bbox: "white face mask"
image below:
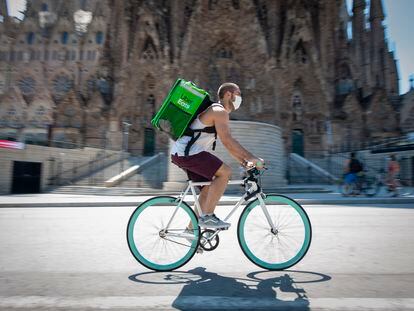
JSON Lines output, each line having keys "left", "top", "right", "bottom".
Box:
{"left": 232, "top": 95, "right": 242, "bottom": 110}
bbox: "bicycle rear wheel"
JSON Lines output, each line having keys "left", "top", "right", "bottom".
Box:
{"left": 340, "top": 182, "right": 355, "bottom": 196}
{"left": 238, "top": 194, "right": 312, "bottom": 270}
{"left": 362, "top": 177, "right": 381, "bottom": 197}
{"left": 127, "top": 196, "right": 199, "bottom": 271}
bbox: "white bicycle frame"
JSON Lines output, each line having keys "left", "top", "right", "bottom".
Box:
{"left": 165, "top": 178, "right": 277, "bottom": 235}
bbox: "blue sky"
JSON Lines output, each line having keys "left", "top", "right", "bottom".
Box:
{"left": 6, "top": 0, "right": 414, "bottom": 94}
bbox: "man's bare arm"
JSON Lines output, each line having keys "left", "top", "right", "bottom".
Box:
{"left": 213, "top": 109, "right": 255, "bottom": 164}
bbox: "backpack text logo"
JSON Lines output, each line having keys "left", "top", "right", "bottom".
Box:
{"left": 177, "top": 95, "right": 192, "bottom": 110}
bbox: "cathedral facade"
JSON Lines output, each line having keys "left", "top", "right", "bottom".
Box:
{"left": 0, "top": 0, "right": 402, "bottom": 156}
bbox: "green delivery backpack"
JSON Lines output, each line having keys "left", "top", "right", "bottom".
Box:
{"left": 151, "top": 79, "right": 218, "bottom": 156}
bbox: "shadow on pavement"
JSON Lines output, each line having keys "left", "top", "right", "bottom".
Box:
{"left": 129, "top": 268, "right": 331, "bottom": 310}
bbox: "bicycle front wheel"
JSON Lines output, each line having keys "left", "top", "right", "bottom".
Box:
{"left": 127, "top": 196, "right": 200, "bottom": 271}
{"left": 238, "top": 194, "right": 312, "bottom": 270}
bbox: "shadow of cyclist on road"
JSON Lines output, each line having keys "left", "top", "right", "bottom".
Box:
{"left": 171, "top": 267, "right": 315, "bottom": 311}
{"left": 129, "top": 267, "right": 331, "bottom": 310}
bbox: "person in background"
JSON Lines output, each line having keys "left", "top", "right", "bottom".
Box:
{"left": 343, "top": 152, "right": 364, "bottom": 195}
{"left": 387, "top": 154, "right": 400, "bottom": 197}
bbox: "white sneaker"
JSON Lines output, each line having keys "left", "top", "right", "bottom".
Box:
{"left": 198, "top": 214, "right": 230, "bottom": 229}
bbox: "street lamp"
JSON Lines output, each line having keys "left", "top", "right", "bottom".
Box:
{"left": 120, "top": 121, "right": 131, "bottom": 173}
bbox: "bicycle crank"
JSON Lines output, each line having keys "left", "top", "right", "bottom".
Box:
{"left": 199, "top": 229, "right": 220, "bottom": 251}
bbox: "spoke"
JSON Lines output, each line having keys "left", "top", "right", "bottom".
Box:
{"left": 278, "top": 232, "right": 302, "bottom": 250}
{"left": 277, "top": 209, "right": 299, "bottom": 231}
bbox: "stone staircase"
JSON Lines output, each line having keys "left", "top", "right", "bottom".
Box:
{"left": 50, "top": 154, "right": 169, "bottom": 195}
{"left": 288, "top": 153, "right": 339, "bottom": 184}
{"left": 73, "top": 157, "right": 145, "bottom": 187}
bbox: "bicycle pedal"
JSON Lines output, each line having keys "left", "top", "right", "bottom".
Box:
{"left": 216, "top": 227, "right": 229, "bottom": 231}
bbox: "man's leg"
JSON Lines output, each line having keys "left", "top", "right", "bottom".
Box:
{"left": 201, "top": 164, "right": 232, "bottom": 215}
{"left": 187, "top": 185, "right": 209, "bottom": 229}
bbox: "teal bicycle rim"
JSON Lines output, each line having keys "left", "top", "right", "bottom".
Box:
{"left": 127, "top": 196, "right": 199, "bottom": 271}
{"left": 238, "top": 194, "right": 312, "bottom": 270}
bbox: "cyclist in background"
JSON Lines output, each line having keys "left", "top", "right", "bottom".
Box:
{"left": 343, "top": 152, "right": 364, "bottom": 194}
{"left": 387, "top": 154, "right": 400, "bottom": 196}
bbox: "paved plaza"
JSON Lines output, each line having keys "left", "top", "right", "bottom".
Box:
{"left": 0, "top": 190, "right": 414, "bottom": 310}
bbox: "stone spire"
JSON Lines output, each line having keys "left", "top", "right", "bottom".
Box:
{"left": 0, "top": 0, "right": 8, "bottom": 19}
{"left": 24, "top": 0, "right": 38, "bottom": 19}
{"left": 352, "top": 0, "right": 365, "bottom": 40}
{"left": 369, "top": 0, "right": 385, "bottom": 22}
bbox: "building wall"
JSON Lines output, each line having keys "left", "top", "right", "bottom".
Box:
{"left": 0, "top": 0, "right": 403, "bottom": 157}
{"left": 0, "top": 144, "right": 119, "bottom": 194}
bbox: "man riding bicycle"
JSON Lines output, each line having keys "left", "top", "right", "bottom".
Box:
{"left": 171, "top": 82, "right": 264, "bottom": 229}
{"left": 343, "top": 152, "right": 364, "bottom": 194}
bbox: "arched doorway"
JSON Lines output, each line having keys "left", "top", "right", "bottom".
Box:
{"left": 292, "top": 129, "right": 304, "bottom": 156}
{"left": 143, "top": 127, "right": 155, "bottom": 156}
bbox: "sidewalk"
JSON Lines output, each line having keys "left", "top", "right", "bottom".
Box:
{"left": 0, "top": 185, "right": 413, "bottom": 207}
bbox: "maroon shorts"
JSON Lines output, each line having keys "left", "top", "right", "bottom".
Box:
{"left": 171, "top": 151, "right": 223, "bottom": 186}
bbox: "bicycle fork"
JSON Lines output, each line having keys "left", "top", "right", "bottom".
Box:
{"left": 257, "top": 193, "right": 278, "bottom": 234}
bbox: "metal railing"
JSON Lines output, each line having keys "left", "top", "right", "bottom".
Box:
{"left": 47, "top": 151, "right": 127, "bottom": 186}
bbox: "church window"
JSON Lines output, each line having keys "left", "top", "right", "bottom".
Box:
{"left": 87, "top": 78, "right": 95, "bottom": 93}
{"left": 27, "top": 32, "right": 35, "bottom": 45}
{"left": 71, "top": 50, "right": 76, "bottom": 61}
{"left": 208, "top": 0, "right": 219, "bottom": 9}
{"left": 226, "top": 67, "right": 240, "bottom": 84}
{"left": 61, "top": 32, "right": 69, "bottom": 44}
{"left": 146, "top": 94, "right": 155, "bottom": 111}
{"left": 0, "top": 51, "right": 6, "bottom": 61}
{"left": 36, "top": 106, "right": 46, "bottom": 116}
{"left": 7, "top": 107, "right": 17, "bottom": 116}
{"left": 41, "top": 3, "right": 48, "bottom": 12}
{"left": 52, "top": 50, "right": 58, "bottom": 60}
{"left": 215, "top": 47, "right": 233, "bottom": 59}
{"left": 232, "top": 0, "right": 240, "bottom": 9}
{"left": 208, "top": 65, "right": 220, "bottom": 94}
{"left": 96, "top": 31, "right": 104, "bottom": 44}
{"left": 294, "top": 40, "right": 307, "bottom": 64}
{"left": 145, "top": 75, "right": 156, "bottom": 90}
{"left": 17, "top": 51, "right": 23, "bottom": 61}
{"left": 141, "top": 37, "right": 158, "bottom": 60}
{"left": 52, "top": 75, "right": 72, "bottom": 96}
{"left": 30, "top": 50, "right": 35, "bottom": 60}
{"left": 18, "top": 77, "right": 36, "bottom": 96}
{"left": 292, "top": 93, "right": 303, "bottom": 122}
{"left": 44, "top": 50, "right": 49, "bottom": 61}
{"left": 80, "top": 0, "right": 87, "bottom": 10}
{"left": 79, "top": 50, "right": 84, "bottom": 61}
{"left": 87, "top": 50, "right": 93, "bottom": 60}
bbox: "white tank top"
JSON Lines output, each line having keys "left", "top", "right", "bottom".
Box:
{"left": 170, "top": 104, "right": 222, "bottom": 156}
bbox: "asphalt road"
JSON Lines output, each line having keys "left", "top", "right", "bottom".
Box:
{"left": 0, "top": 203, "right": 414, "bottom": 310}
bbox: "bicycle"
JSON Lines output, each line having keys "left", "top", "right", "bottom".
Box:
{"left": 369, "top": 169, "right": 413, "bottom": 197}
{"left": 127, "top": 167, "right": 312, "bottom": 271}
{"left": 340, "top": 170, "right": 413, "bottom": 197}
{"left": 340, "top": 171, "right": 379, "bottom": 197}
